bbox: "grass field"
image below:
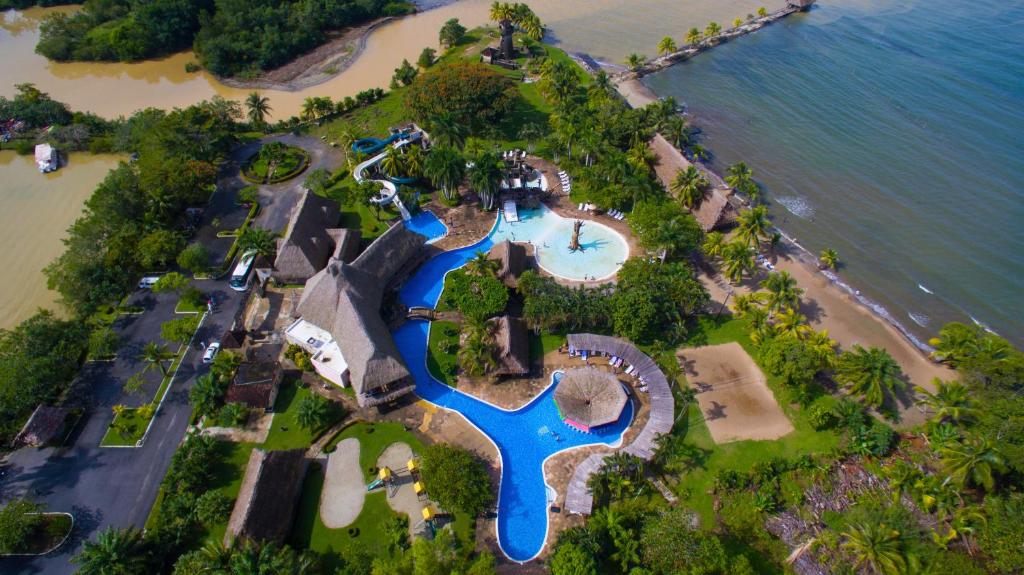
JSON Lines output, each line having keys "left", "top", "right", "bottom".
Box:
{"left": 261, "top": 381, "right": 321, "bottom": 451}
{"left": 426, "top": 320, "right": 459, "bottom": 387}
{"left": 101, "top": 344, "right": 187, "bottom": 447}
{"left": 325, "top": 422, "right": 426, "bottom": 482}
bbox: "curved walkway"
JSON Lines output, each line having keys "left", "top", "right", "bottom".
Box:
{"left": 319, "top": 438, "right": 365, "bottom": 528}
{"left": 562, "top": 333, "right": 675, "bottom": 515}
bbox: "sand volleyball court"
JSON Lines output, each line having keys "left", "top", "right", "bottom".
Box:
{"left": 678, "top": 342, "right": 794, "bottom": 443}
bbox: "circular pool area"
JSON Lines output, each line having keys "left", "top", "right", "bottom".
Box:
{"left": 492, "top": 205, "right": 628, "bottom": 281}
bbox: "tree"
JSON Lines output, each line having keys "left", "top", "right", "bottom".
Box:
{"left": 670, "top": 165, "right": 708, "bottom": 209}
{"left": 759, "top": 335, "right": 829, "bottom": 388}
{"left": 89, "top": 326, "right": 121, "bottom": 358}
{"left": 195, "top": 490, "right": 233, "bottom": 526}
{"left": 941, "top": 437, "right": 1006, "bottom": 491}
{"left": 758, "top": 6, "right": 769, "bottom": 17}
{"left": 137, "top": 229, "right": 184, "bottom": 269}
{"left": 657, "top": 36, "right": 677, "bottom": 55}
{"left": 245, "top": 92, "right": 271, "bottom": 126}
{"left": 238, "top": 226, "right": 276, "bottom": 258}
{"left": 424, "top": 146, "right": 465, "bottom": 201}
{"left": 705, "top": 21, "right": 722, "bottom": 38}
{"left": 702, "top": 231, "right": 726, "bottom": 259}
{"left": 380, "top": 146, "right": 406, "bottom": 178}
{"left": 140, "top": 342, "right": 173, "bottom": 377}
{"left": 152, "top": 271, "right": 190, "bottom": 294}
{"left": 736, "top": 205, "right": 772, "bottom": 248}
{"left": 189, "top": 373, "right": 227, "bottom": 419}
{"left": 467, "top": 150, "right": 503, "bottom": 211}
{"left": 417, "top": 47, "right": 436, "bottom": 69}
{"left": 733, "top": 17, "right": 743, "bottom": 28}
{"left": 392, "top": 59, "right": 418, "bottom": 88}
{"left": 465, "top": 251, "right": 499, "bottom": 278}
{"left": 420, "top": 443, "right": 493, "bottom": 516}
{"left": 819, "top": 247, "right": 840, "bottom": 270}
{"left": 725, "top": 161, "right": 753, "bottom": 192}
{"left": 0, "top": 498, "right": 42, "bottom": 554}
{"left": 73, "top": 526, "right": 150, "bottom": 575}
{"left": 685, "top": 27, "right": 702, "bottom": 45}
{"left": 549, "top": 542, "right": 596, "bottom": 575}
{"left": 641, "top": 508, "right": 728, "bottom": 574}
{"left": 721, "top": 240, "right": 755, "bottom": 283}
{"left": 429, "top": 112, "right": 469, "bottom": 150}
{"left": 444, "top": 269, "right": 508, "bottom": 320}
{"left": 177, "top": 243, "right": 211, "bottom": 275}
{"left": 917, "top": 379, "right": 977, "bottom": 425}
{"left": 295, "top": 394, "right": 335, "bottom": 432}
{"left": 439, "top": 18, "right": 467, "bottom": 47}
{"left": 626, "top": 53, "right": 645, "bottom": 71}
{"left": 759, "top": 270, "right": 804, "bottom": 314}
{"left": 841, "top": 523, "right": 913, "bottom": 575}
{"left": 406, "top": 63, "right": 518, "bottom": 131}
{"left": 161, "top": 315, "right": 200, "bottom": 343}
{"left": 835, "top": 345, "right": 904, "bottom": 408}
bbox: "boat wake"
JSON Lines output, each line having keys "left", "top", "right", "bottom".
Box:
{"left": 971, "top": 316, "right": 999, "bottom": 336}
{"left": 908, "top": 312, "right": 930, "bottom": 327}
{"left": 917, "top": 283, "right": 934, "bottom": 294}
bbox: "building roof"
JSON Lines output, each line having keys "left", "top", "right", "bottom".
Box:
{"left": 487, "top": 240, "right": 527, "bottom": 288}
{"left": 649, "top": 133, "right": 732, "bottom": 232}
{"left": 225, "top": 449, "right": 308, "bottom": 546}
{"left": 296, "top": 222, "right": 426, "bottom": 406}
{"left": 13, "top": 405, "right": 70, "bottom": 448}
{"left": 226, "top": 362, "right": 282, "bottom": 409}
{"left": 492, "top": 315, "right": 529, "bottom": 376}
{"left": 328, "top": 228, "right": 361, "bottom": 263}
{"left": 554, "top": 367, "right": 628, "bottom": 429}
{"left": 274, "top": 191, "right": 341, "bottom": 283}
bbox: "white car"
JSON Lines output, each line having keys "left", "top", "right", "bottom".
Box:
{"left": 138, "top": 276, "right": 161, "bottom": 289}
{"left": 202, "top": 342, "right": 221, "bottom": 364}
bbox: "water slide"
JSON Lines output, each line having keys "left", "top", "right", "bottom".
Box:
{"left": 352, "top": 131, "right": 423, "bottom": 221}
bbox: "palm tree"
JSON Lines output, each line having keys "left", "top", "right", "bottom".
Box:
{"left": 140, "top": 342, "right": 172, "bottom": 377}
{"left": 458, "top": 316, "right": 497, "bottom": 376}
{"left": 73, "top": 526, "right": 149, "bottom": 575}
{"left": 757, "top": 6, "right": 768, "bottom": 17}
{"left": 733, "top": 17, "right": 743, "bottom": 28}
{"left": 424, "top": 146, "right": 465, "bottom": 201}
{"left": 245, "top": 92, "right": 271, "bottom": 126}
{"left": 760, "top": 270, "right": 804, "bottom": 314}
{"left": 670, "top": 165, "right": 708, "bottom": 209}
{"left": 578, "top": 128, "right": 602, "bottom": 167}
{"left": 940, "top": 437, "right": 1006, "bottom": 491}
{"left": 467, "top": 151, "right": 503, "bottom": 210}
{"left": 775, "top": 307, "right": 809, "bottom": 338}
{"left": 736, "top": 206, "right": 772, "bottom": 248}
{"left": 704, "top": 21, "right": 722, "bottom": 39}
{"left": 819, "top": 248, "right": 840, "bottom": 270}
{"left": 429, "top": 112, "right": 468, "bottom": 149}
{"left": 521, "top": 15, "right": 543, "bottom": 40}
{"left": 626, "top": 142, "right": 654, "bottom": 173}
{"left": 380, "top": 146, "right": 405, "bottom": 178}
{"left": 238, "top": 226, "right": 276, "bottom": 258}
{"left": 701, "top": 231, "right": 726, "bottom": 259}
{"left": 518, "top": 123, "right": 544, "bottom": 152}
{"left": 917, "top": 379, "right": 976, "bottom": 425}
{"left": 721, "top": 240, "right": 755, "bottom": 284}
{"left": 657, "top": 36, "right": 677, "bottom": 55}
{"left": 404, "top": 144, "right": 424, "bottom": 179}
{"left": 835, "top": 345, "right": 903, "bottom": 408}
{"left": 841, "top": 523, "right": 912, "bottom": 575}
{"left": 804, "top": 329, "right": 838, "bottom": 367}
{"left": 689, "top": 143, "right": 709, "bottom": 162}
{"left": 725, "top": 161, "right": 753, "bottom": 190}
{"left": 295, "top": 395, "right": 331, "bottom": 432}
{"left": 685, "top": 27, "right": 702, "bottom": 45}
{"left": 626, "top": 53, "right": 645, "bottom": 71}
{"left": 465, "top": 251, "right": 498, "bottom": 277}
{"left": 662, "top": 116, "right": 689, "bottom": 149}
{"left": 301, "top": 97, "right": 317, "bottom": 122}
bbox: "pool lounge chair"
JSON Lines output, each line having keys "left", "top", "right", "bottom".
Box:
{"left": 615, "top": 212, "right": 625, "bottom": 220}
{"left": 624, "top": 364, "right": 635, "bottom": 375}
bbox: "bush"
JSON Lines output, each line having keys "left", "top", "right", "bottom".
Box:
{"left": 807, "top": 395, "right": 840, "bottom": 430}
{"left": 13, "top": 139, "right": 33, "bottom": 155}
{"left": 88, "top": 326, "right": 120, "bottom": 358}
{"left": 285, "top": 344, "right": 313, "bottom": 372}
{"left": 216, "top": 402, "right": 249, "bottom": 427}
{"left": 177, "top": 243, "right": 211, "bottom": 275}
{"left": 0, "top": 498, "right": 42, "bottom": 554}
{"left": 237, "top": 185, "right": 259, "bottom": 205}
{"left": 195, "top": 491, "right": 232, "bottom": 525}
{"left": 161, "top": 315, "right": 200, "bottom": 343}
{"left": 181, "top": 286, "right": 206, "bottom": 309}
{"left": 444, "top": 269, "right": 508, "bottom": 321}
{"left": 420, "top": 443, "right": 493, "bottom": 516}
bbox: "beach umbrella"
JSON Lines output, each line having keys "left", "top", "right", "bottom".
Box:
{"left": 553, "top": 367, "right": 628, "bottom": 431}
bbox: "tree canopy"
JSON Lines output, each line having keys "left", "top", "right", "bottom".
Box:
{"left": 405, "top": 62, "right": 519, "bottom": 132}
{"left": 420, "top": 443, "right": 493, "bottom": 517}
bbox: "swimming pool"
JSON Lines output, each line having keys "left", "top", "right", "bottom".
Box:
{"left": 393, "top": 210, "right": 634, "bottom": 561}
{"left": 403, "top": 210, "right": 448, "bottom": 243}
{"left": 501, "top": 205, "right": 629, "bottom": 281}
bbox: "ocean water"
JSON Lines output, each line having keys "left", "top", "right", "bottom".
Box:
{"left": 643, "top": 0, "right": 1024, "bottom": 345}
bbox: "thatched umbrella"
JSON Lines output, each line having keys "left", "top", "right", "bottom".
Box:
{"left": 553, "top": 367, "right": 628, "bottom": 432}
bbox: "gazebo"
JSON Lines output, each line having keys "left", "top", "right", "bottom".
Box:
{"left": 553, "top": 367, "right": 628, "bottom": 432}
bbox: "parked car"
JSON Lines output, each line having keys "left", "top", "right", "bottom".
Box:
{"left": 202, "top": 342, "right": 221, "bottom": 364}
{"left": 138, "top": 276, "right": 161, "bottom": 289}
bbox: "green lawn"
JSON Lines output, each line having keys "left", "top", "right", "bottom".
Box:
{"left": 174, "top": 297, "right": 204, "bottom": 314}
{"left": 100, "top": 408, "right": 149, "bottom": 446}
{"left": 202, "top": 440, "right": 259, "bottom": 544}
{"left": 668, "top": 317, "right": 841, "bottom": 523}
{"left": 243, "top": 145, "right": 308, "bottom": 183}
{"left": 325, "top": 422, "right": 426, "bottom": 482}
{"left": 262, "top": 381, "right": 322, "bottom": 451}
{"left": 426, "top": 320, "right": 459, "bottom": 387}
{"left": 337, "top": 200, "right": 398, "bottom": 242}
{"left": 529, "top": 332, "right": 566, "bottom": 364}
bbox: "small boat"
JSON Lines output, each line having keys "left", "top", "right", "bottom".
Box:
{"left": 35, "top": 143, "right": 58, "bottom": 173}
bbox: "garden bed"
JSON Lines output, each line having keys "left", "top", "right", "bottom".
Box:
{"left": 101, "top": 343, "right": 189, "bottom": 447}
{"left": 241, "top": 144, "right": 309, "bottom": 184}
{"left": 0, "top": 513, "right": 74, "bottom": 556}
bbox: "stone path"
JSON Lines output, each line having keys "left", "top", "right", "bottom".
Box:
{"left": 320, "top": 438, "right": 365, "bottom": 529}
{"left": 199, "top": 412, "right": 273, "bottom": 443}
{"left": 376, "top": 442, "right": 427, "bottom": 536}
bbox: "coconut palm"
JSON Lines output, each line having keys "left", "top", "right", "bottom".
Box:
{"left": 669, "top": 165, "right": 708, "bottom": 209}
{"left": 685, "top": 27, "right": 702, "bottom": 45}
{"left": 73, "top": 527, "right": 149, "bottom": 575}
{"left": 521, "top": 15, "right": 543, "bottom": 40}
{"left": 725, "top": 161, "right": 753, "bottom": 190}
{"left": 926, "top": 322, "right": 1003, "bottom": 366}
{"left": 295, "top": 395, "right": 332, "bottom": 432}
{"left": 804, "top": 329, "right": 838, "bottom": 367}
{"left": 701, "top": 231, "right": 726, "bottom": 259}
{"left": 775, "top": 307, "right": 810, "bottom": 338}
{"left": 626, "top": 141, "right": 654, "bottom": 173}
{"left": 465, "top": 251, "right": 499, "bottom": 277}
{"left": 518, "top": 123, "right": 544, "bottom": 153}
{"left": 657, "top": 36, "right": 677, "bottom": 55}
{"left": 733, "top": 17, "right": 743, "bottom": 28}
{"left": 467, "top": 150, "right": 503, "bottom": 210}
{"left": 835, "top": 345, "right": 904, "bottom": 408}
{"left": 429, "top": 112, "right": 468, "bottom": 149}
{"left": 841, "top": 523, "right": 912, "bottom": 575}
{"left": 245, "top": 92, "right": 271, "bottom": 126}
{"left": 758, "top": 6, "right": 769, "bottom": 17}
{"left": 705, "top": 21, "right": 722, "bottom": 38}
{"left": 940, "top": 437, "right": 1006, "bottom": 491}
{"left": 380, "top": 146, "right": 405, "bottom": 178}
{"left": 662, "top": 116, "right": 689, "bottom": 149}
{"left": 760, "top": 270, "right": 804, "bottom": 314}
{"left": 139, "top": 342, "right": 173, "bottom": 377}
{"left": 819, "top": 248, "right": 840, "bottom": 270}
{"left": 916, "top": 379, "right": 976, "bottom": 425}
{"left": 300, "top": 97, "right": 318, "bottom": 122}
{"left": 238, "top": 226, "right": 276, "bottom": 258}
{"left": 458, "top": 318, "right": 497, "bottom": 376}
{"left": 626, "top": 53, "right": 645, "bottom": 71}
{"left": 424, "top": 146, "right": 465, "bottom": 201}
{"left": 736, "top": 205, "right": 772, "bottom": 248}
{"left": 689, "top": 143, "right": 709, "bottom": 162}
{"left": 403, "top": 144, "right": 424, "bottom": 179}
{"left": 721, "top": 240, "right": 755, "bottom": 284}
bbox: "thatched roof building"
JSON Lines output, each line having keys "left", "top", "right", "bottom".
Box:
{"left": 225, "top": 448, "right": 308, "bottom": 546}
{"left": 487, "top": 240, "right": 528, "bottom": 288}
{"left": 554, "top": 367, "right": 628, "bottom": 431}
{"left": 492, "top": 315, "right": 529, "bottom": 376}
{"left": 13, "top": 405, "right": 71, "bottom": 448}
{"left": 294, "top": 222, "right": 426, "bottom": 407}
{"left": 649, "top": 133, "right": 733, "bottom": 232}
{"left": 273, "top": 191, "right": 358, "bottom": 284}
{"left": 226, "top": 361, "right": 283, "bottom": 410}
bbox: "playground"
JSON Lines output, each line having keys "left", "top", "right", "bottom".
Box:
{"left": 678, "top": 342, "right": 794, "bottom": 443}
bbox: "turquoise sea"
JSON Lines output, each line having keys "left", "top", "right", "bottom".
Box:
{"left": 642, "top": 0, "right": 1024, "bottom": 346}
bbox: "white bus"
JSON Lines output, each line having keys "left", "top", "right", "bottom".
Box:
{"left": 229, "top": 250, "right": 257, "bottom": 291}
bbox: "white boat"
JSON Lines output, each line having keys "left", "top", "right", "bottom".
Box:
{"left": 35, "top": 144, "right": 58, "bottom": 173}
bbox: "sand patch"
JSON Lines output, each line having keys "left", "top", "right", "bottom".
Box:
{"left": 679, "top": 342, "right": 794, "bottom": 443}
{"left": 377, "top": 442, "right": 430, "bottom": 536}
{"left": 320, "top": 438, "right": 365, "bottom": 528}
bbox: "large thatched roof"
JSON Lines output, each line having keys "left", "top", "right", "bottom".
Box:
{"left": 296, "top": 222, "right": 426, "bottom": 406}
{"left": 274, "top": 191, "right": 342, "bottom": 283}
{"left": 13, "top": 405, "right": 70, "bottom": 448}
{"left": 225, "top": 449, "right": 307, "bottom": 546}
{"left": 487, "top": 240, "right": 527, "bottom": 288}
{"left": 649, "top": 133, "right": 732, "bottom": 232}
{"left": 492, "top": 315, "right": 529, "bottom": 376}
{"left": 554, "top": 367, "right": 628, "bottom": 429}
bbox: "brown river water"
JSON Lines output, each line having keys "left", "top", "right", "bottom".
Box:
{"left": 0, "top": 0, "right": 777, "bottom": 326}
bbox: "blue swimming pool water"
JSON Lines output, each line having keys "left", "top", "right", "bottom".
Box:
{"left": 505, "top": 206, "right": 629, "bottom": 281}
{"left": 404, "top": 210, "right": 448, "bottom": 243}
{"left": 393, "top": 211, "right": 634, "bottom": 561}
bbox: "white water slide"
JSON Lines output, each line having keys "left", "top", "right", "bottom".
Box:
{"left": 352, "top": 132, "right": 423, "bottom": 221}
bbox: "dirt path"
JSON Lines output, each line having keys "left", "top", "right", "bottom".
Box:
{"left": 320, "top": 438, "right": 365, "bottom": 529}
